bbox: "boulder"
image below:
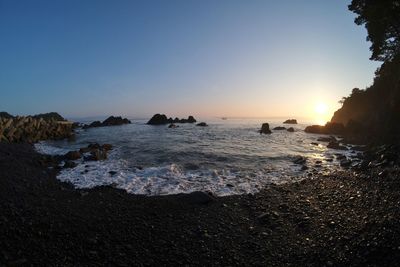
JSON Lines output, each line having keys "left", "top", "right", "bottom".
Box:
{"left": 147, "top": 114, "right": 169, "bottom": 125}
{"left": 287, "top": 127, "right": 295, "bottom": 132}
{"left": 327, "top": 141, "right": 347, "bottom": 150}
{"left": 273, "top": 126, "right": 286, "bottom": 130}
{"left": 196, "top": 122, "right": 208, "bottom": 127}
{"left": 259, "top": 123, "right": 271, "bottom": 134}
{"left": 283, "top": 119, "right": 297, "bottom": 124}
{"left": 305, "top": 122, "right": 345, "bottom": 135}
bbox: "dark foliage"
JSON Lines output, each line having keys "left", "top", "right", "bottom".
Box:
{"left": 331, "top": 1, "right": 400, "bottom": 143}
{"left": 349, "top": 0, "right": 400, "bottom": 61}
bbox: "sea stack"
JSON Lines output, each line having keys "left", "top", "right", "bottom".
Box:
{"left": 259, "top": 123, "right": 272, "bottom": 134}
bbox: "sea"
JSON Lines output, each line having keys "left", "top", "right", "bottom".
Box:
{"left": 35, "top": 117, "right": 358, "bottom": 196}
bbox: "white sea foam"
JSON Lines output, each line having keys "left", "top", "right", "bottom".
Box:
{"left": 34, "top": 119, "right": 357, "bottom": 196}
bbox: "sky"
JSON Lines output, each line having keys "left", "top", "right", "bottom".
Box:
{"left": 0, "top": 0, "right": 380, "bottom": 121}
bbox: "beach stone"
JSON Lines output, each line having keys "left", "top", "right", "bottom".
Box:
{"left": 327, "top": 141, "right": 347, "bottom": 150}
{"left": 259, "top": 123, "right": 271, "bottom": 134}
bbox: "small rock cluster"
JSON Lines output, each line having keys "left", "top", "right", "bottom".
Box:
{"left": 283, "top": 119, "right": 297, "bottom": 124}
{"left": 62, "top": 143, "right": 113, "bottom": 169}
{"left": 147, "top": 114, "right": 197, "bottom": 125}
{"left": 0, "top": 116, "right": 74, "bottom": 143}
{"left": 83, "top": 116, "right": 131, "bottom": 129}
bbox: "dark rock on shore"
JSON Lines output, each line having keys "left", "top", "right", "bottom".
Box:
{"left": 196, "top": 122, "right": 208, "bottom": 127}
{"left": 147, "top": 114, "right": 197, "bottom": 125}
{"left": 0, "top": 111, "right": 14, "bottom": 119}
{"left": 283, "top": 119, "right": 297, "bottom": 124}
{"left": 287, "top": 127, "right": 295, "bottom": 132}
{"left": 0, "top": 116, "right": 74, "bottom": 143}
{"left": 83, "top": 116, "right": 131, "bottom": 129}
{"left": 32, "top": 112, "right": 66, "bottom": 121}
{"left": 259, "top": 123, "right": 271, "bottom": 134}
{"left": 305, "top": 122, "right": 345, "bottom": 135}
{"left": 327, "top": 140, "right": 348, "bottom": 150}
{"left": 78, "top": 143, "right": 112, "bottom": 161}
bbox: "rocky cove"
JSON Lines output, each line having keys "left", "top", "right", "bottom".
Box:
{"left": 2, "top": 112, "right": 400, "bottom": 265}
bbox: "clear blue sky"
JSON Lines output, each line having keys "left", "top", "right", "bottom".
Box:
{"left": 0, "top": 0, "right": 380, "bottom": 120}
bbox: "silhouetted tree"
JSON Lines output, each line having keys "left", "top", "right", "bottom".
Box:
{"left": 349, "top": 0, "right": 400, "bottom": 61}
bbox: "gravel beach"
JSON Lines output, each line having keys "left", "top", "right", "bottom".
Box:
{"left": 1, "top": 142, "right": 400, "bottom": 266}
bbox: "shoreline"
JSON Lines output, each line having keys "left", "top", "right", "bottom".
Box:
{"left": 1, "top": 142, "right": 400, "bottom": 266}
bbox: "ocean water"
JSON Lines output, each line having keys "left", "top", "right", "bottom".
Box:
{"left": 35, "top": 118, "right": 357, "bottom": 196}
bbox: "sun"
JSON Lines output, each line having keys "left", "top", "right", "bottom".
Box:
{"left": 315, "top": 102, "right": 328, "bottom": 115}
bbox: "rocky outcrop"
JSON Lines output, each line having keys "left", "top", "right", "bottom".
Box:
{"left": 168, "top": 123, "right": 178, "bottom": 128}
{"left": 304, "top": 122, "right": 345, "bottom": 135}
{"left": 196, "top": 122, "right": 208, "bottom": 127}
{"left": 0, "top": 116, "right": 74, "bottom": 143}
{"left": 273, "top": 127, "right": 286, "bottom": 130}
{"left": 83, "top": 116, "right": 131, "bottom": 129}
{"left": 147, "top": 114, "right": 169, "bottom": 125}
{"left": 0, "top": 112, "right": 14, "bottom": 119}
{"left": 147, "top": 114, "right": 197, "bottom": 125}
{"left": 287, "top": 127, "right": 295, "bottom": 132}
{"left": 283, "top": 119, "right": 297, "bottom": 124}
{"left": 259, "top": 123, "right": 271, "bottom": 134}
{"left": 32, "top": 112, "right": 66, "bottom": 121}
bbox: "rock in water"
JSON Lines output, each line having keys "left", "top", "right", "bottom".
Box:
{"left": 259, "top": 123, "right": 271, "bottom": 134}
{"left": 83, "top": 116, "right": 131, "bottom": 128}
{"left": 148, "top": 114, "right": 197, "bottom": 124}
{"left": 273, "top": 126, "right": 286, "bottom": 130}
{"left": 283, "top": 119, "right": 297, "bottom": 124}
{"left": 187, "top": 116, "right": 197, "bottom": 123}
{"left": 102, "top": 116, "right": 131, "bottom": 126}
{"left": 168, "top": 123, "right": 178, "bottom": 128}
{"left": 147, "top": 114, "right": 169, "bottom": 125}
{"left": 305, "top": 122, "right": 345, "bottom": 135}
{"left": 196, "top": 122, "right": 208, "bottom": 127}
{"left": 287, "top": 127, "right": 295, "bottom": 132}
